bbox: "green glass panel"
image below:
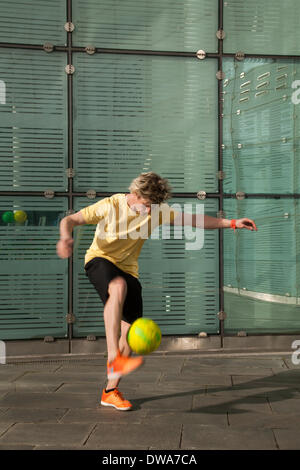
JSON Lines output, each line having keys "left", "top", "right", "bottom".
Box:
{"left": 222, "top": 57, "right": 300, "bottom": 194}
{"left": 73, "top": 53, "right": 218, "bottom": 193}
{"left": 0, "top": 0, "right": 67, "bottom": 45}
{"left": 73, "top": 196, "right": 219, "bottom": 336}
{"left": 0, "top": 49, "right": 68, "bottom": 191}
{"left": 139, "top": 197, "right": 219, "bottom": 335}
{"left": 0, "top": 197, "right": 68, "bottom": 340}
{"left": 223, "top": 198, "right": 300, "bottom": 333}
{"left": 72, "top": 0, "right": 218, "bottom": 52}
{"left": 223, "top": 0, "right": 300, "bottom": 55}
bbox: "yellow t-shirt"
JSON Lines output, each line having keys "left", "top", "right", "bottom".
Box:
{"left": 80, "top": 193, "right": 180, "bottom": 278}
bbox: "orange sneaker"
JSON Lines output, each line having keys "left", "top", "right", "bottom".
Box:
{"left": 107, "top": 351, "right": 144, "bottom": 380}
{"left": 101, "top": 388, "right": 132, "bottom": 411}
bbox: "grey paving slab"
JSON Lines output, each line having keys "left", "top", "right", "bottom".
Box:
{"left": 0, "top": 408, "right": 68, "bottom": 423}
{"left": 14, "top": 372, "right": 67, "bottom": 383}
{"left": 231, "top": 374, "right": 282, "bottom": 385}
{"left": 136, "top": 356, "right": 186, "bottom": 372}
{"left": 160, "top": 372, "right": 232, "bottom": 386}
{"left": 205, "top": 384, "right": 298, "bottom": 400}
{"left": 33, "top": 445, "right": 89, "bottom": 450}
{"left": 128, "top": 392, "right": 194, "bottom": 411}
{"left": 181, "top": 424, "right": 277, "bottom": 450}
{"left": 12, "top": 374, "right": 65, "bottom": 392}
{"left": 34, "top": 444, "right": 148, "bottom": 450}
{"left": 185, "top": 356, "right": 288, "bottom": 370}
{"left": 97, "top": 445, "right": 150, "bottom": 450}
{"left": 259, "top": 370, "right": 300, "bottom": 384}
{"left": 0, "top": 392, "right": 100, "bottom": 409}
{"left": 0, "top": 369, "right": 27, "bottom": 381}
{"left": 0, "top": 422, "right": 14, "bottom": 436}
{"left": 265, "top": 389, "right": 300, "bottom": 399}
{"left": 183, "top": 360, "right": 276, "bottom": 377}
{"left": 192, "top": 395, "right": 272, "bottom": 414}
{"left": 54, "top": 362, "right": 106, "bottom": 371}
{"left": 0, "top": 444, "right": 35, "bottom": 450}
{"left": 228, "top": 411, "right": 300, "bottom": 428}
{"left": 58, "top": 383, "right": 162, "bottom": 396}
{"left": 0, "top": 383, "right": 16, "bottom": 393}
{"left": 14, "top": 383, "right": 62, "bottom": 393}
{"left": 55, "top": 361, "right": 105, "bottom": 368}
{"left": 0, "top": 393, "right": 9, "bottom": 402}
{"left": 141, "top": 409, "right": 228, "bottom": 427}
{"left": 268, "top": 397, "right": 300, "bottom": 414}
{"left": 55, "top": 383, "right": 104, "bottom": 394}
{"left": 52, "top": 370, "right": 106, "bottom": 381}
{"left": 223, "top": 397, "right": 272, "bottom": 414}
{"left": 273, "top": 427, "right": 300, "bottom": 449}
{"left": 194, "top": 367, "right": 274, "bottom": 376}
{"left": 84, "top": 423, "right": 182, "bottom": 449}
{"left": 0, "top": 423, "right": 95, "bottom": 447}
{"left": 231, "top": 374, "right": 300, "bottom": 394}
{"left": 61, "top": 407, "right": 147, "bottom": 424}
{"left": 3, "top": 363, "right": 63, "bottom": 372}
{"left": 135, "top": 383, "right": 207, "bottom": 395}
{"left": 157, "top": 377, "right": 209, "bottom": 388}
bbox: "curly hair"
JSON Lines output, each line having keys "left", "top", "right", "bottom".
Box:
{"left": 129, "top": 172, "right": 172, "bottom": 205}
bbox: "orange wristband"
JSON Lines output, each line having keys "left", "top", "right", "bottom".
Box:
{"left": 230, "top": 219, "right": 236, "bottom": 232}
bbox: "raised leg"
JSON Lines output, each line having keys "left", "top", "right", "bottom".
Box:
{"left": 103, "top": 276, "right": 127, "bottom": 364}
{"left": 106, "top": 320, "right": 132, "bottom": 390}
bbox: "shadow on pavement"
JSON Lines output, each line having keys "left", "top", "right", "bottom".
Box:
{"left": 130, "top": 369, "right": 300, "bottom": 414}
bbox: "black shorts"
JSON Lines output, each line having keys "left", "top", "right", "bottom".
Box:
{"left": 84, "top": 257, "right": 143, "bottom": 325}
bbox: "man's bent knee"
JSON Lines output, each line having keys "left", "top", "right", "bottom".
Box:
{"left": 108, "top": 276, "right": 127, "bottom": 300}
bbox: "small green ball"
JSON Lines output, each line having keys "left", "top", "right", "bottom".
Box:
{"left": 2, "top": 211, "right": 15, "bottom": 223}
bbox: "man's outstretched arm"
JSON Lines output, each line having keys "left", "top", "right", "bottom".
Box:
{"left": 197, "top": 215, "right": 257, "bottom": 231}
{"left": 172, "top": 212, "right": 258, "bottom": 231}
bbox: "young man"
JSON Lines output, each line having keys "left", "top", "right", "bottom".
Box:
{"left": 56, "top": 172, "right": 257, "bottom": 411}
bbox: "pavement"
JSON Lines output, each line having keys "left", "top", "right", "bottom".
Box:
{"left": 0, "top": 350, "right": 300, "bottom": 450}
